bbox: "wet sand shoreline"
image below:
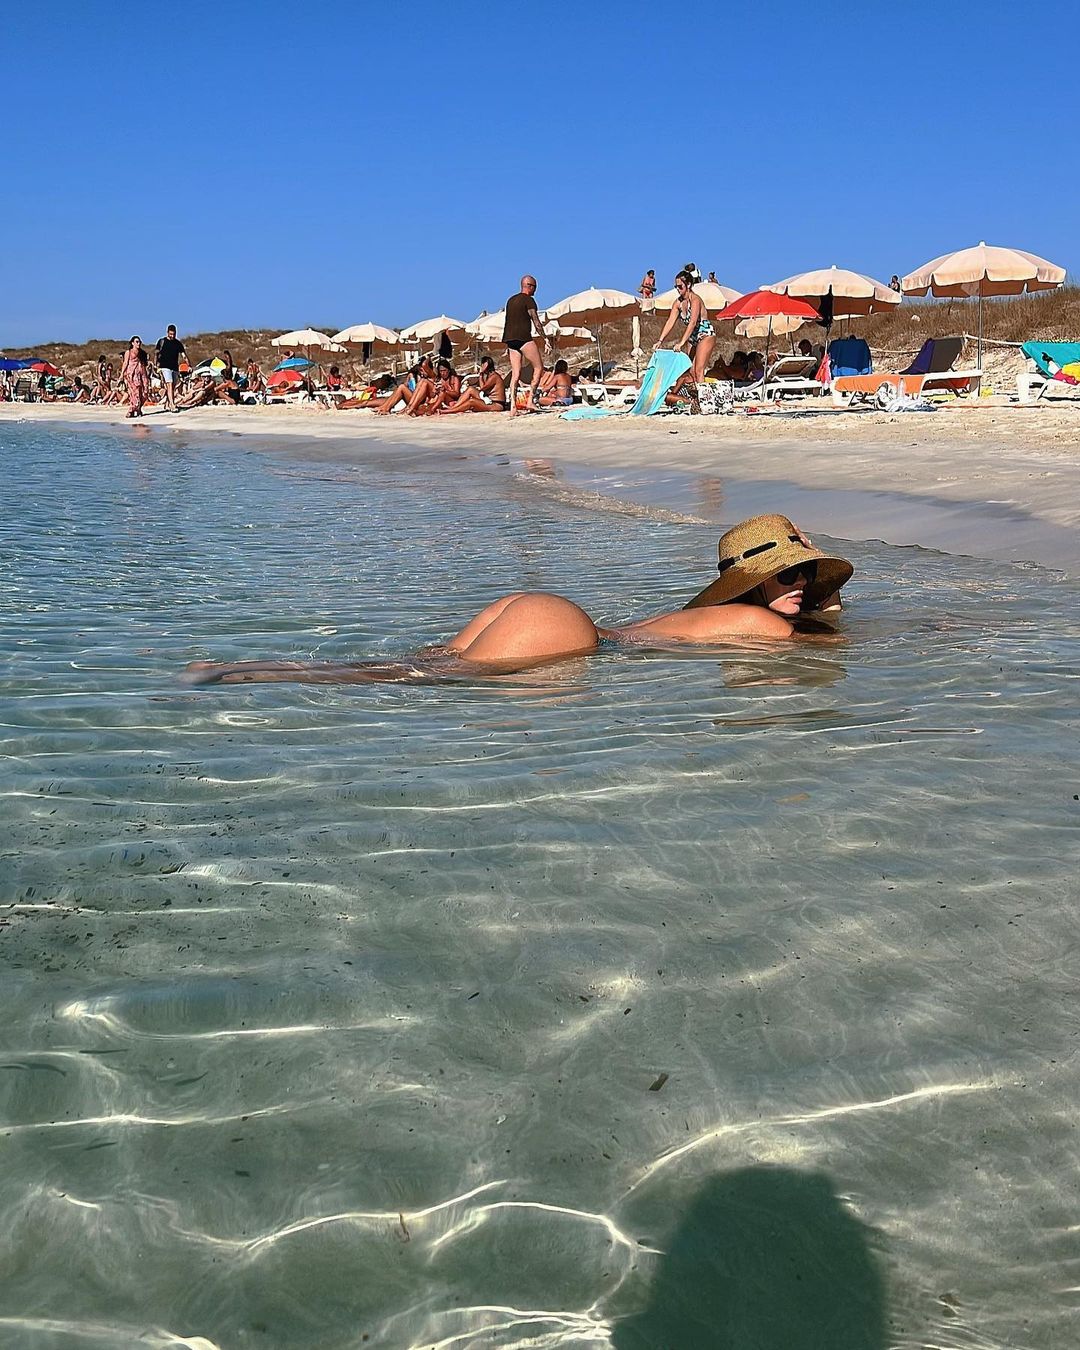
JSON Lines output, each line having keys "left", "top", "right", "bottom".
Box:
{"left": 5, "top": 399, "right": 1080, "bottom": 574}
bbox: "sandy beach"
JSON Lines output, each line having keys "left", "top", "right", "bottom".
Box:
{"left": 7, "top": 396, "right": 1080, "bottom": 573}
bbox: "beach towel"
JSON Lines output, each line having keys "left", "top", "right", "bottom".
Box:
{"left": 560, "top": 350, "right": 692, "bottom": 421}
{"left": 1021, "top": 341, "right": 1080, "bottom": 378}
{"left": 827, "top": 337, "right": 871, "bottom": 378}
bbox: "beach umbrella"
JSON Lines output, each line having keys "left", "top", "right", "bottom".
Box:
{"left": 902, "top": 242, "right": 1066, "bottom": 368}
{"left": 271, "top": 329, "right": 346, "bottom": 357}
{"left": 267, "top": 369, "right": 303, "bottom": 388}
{"left": 331, "top": 323, "right": 401, "bottom": 352}
{"left": 714, "top": 291, "right": 821, "bottom": 379}
{"left": 545, "top": 321, "right": 594, "bottom": 352}
{"left": 763, "top": 265, "right": 900, "bottom": 339}
{"left": 652, "top": 280, "right": 741, "bottom": 312}
{"left": 192, "top": 357, "right": 227, "bottom": 380}
{"left": 0, "top": 357, "right": 32, "bottom": 371}
{"left": 399, "top": 315, "right": 472, "bottom": 350}
{"left": 273, "top": 356, "right": 315, "bottom": 372}
{"left": 331, "top": 323, "right": 403, "bottom": 374}
{"left": 735, "top": 314, "right": 808, "bottom": 340}
{"left": 544, "top": 286, "right": 640, "bottom": 371}
{"left": 27, "top": 360, "right": 62, "bottom": 376}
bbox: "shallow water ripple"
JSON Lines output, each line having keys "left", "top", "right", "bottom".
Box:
{"left": 2, "top": 425, "right": 1080, "bottom": 1347}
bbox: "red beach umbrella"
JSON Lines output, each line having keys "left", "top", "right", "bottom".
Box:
{"left": 714, "top": 291, "right": 820, "bottom": 322}
{"left": 267, "top": 368, "right": 303, "bottom": 388}
{"left": 713, "top": 291, "right": 820, "bottom": 379}
{"left": 27, "top": 360, "right": 62, "bottom": 376}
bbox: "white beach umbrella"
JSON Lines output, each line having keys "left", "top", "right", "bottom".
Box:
{"left": 331, "top": 323, "right": 403, "bottom": 370}
{"left": 271, "top": 328, "right": 346, "bottom": 354}
{"left": 763, "top": 265, "right": 900, "bottom": 319}
{"left": 466, "top": 311, "right": 507, "bottom": 344}
{"left": 901, "top": 241, "right": 1065, "bottom": 365}
{"left": 544, "top": 287, "right": 639, "bottom": 370}
{"left": 735, "top": 314, "right": 808, "bottom": 340}
{"left": 652, "top": 280, "right": 741, "bottom": 312}
{"left": 545, "top": 286, "right": 639, "bottom": 328}
{"left": 545, "top": 321, "right": 594, "bottom": 352}
{"left": 399, "top": 315, "right": 473, "bottom": 348}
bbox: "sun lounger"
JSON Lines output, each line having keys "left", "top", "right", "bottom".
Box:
{"left": 832, "top": 337, "right": 980, "bottom": 405}
{"left": 1016, "top": 341, "right": 1080, "bottom": 403}
{"left": 12, "top": 376, "right": 36, "bottom": 402}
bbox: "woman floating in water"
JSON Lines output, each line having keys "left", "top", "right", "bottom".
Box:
{"left": 183, "top": 515, "right": 853, "bottom": 686}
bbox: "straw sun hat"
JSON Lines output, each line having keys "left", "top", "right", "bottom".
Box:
{"left": 684, "top": 514, "right": 853, "bottom": 611}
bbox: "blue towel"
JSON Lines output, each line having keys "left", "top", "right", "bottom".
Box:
{"left": 561, "top": 350, "right": 692, "bottom": 421}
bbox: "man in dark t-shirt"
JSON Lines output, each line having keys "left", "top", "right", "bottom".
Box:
{"left": 502, "top": 275, "right": 547, "bottom": 416}
{"left": 155, "top": 325, "right": 186, "bottom": 411}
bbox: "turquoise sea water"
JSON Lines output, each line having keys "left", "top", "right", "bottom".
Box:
{"left": 2, "top": 421, "right": 1080, "bottom": 1349}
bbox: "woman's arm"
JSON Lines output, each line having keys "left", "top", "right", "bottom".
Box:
{"left": 655, "top": 301, "right": 681, "bottom": 346}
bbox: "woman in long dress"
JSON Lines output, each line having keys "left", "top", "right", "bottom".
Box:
{"left": 121, "top": 336, "right": 149, "bottom": 418}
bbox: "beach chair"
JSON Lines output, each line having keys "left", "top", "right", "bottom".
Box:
{"left": 762, "top": 354, "right": 824, "bottom": 401}
{"left": 832, "top": 336, "right": 980, "bottom": 405}
{"left": 1017, "top": 341, "right": 1080, "bottom": 403}
{"left": 12, "top": 376, "right": 36, "bottom": 402}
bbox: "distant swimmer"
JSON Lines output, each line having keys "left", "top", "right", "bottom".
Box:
{"left": 182, "top": 515, "right": 853, "bottom": 686}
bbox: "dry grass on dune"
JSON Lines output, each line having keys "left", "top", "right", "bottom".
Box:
{"left": 5, "top": 288, "right": 1079, "bottom": 383}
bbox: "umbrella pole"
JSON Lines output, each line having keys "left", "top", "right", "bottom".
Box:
{"left": 977, "top": 292, "right": 984, "bottom": 373}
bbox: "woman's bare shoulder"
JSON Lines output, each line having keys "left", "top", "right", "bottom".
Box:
{"left": 689, "top": 604, "right": 794, "bottom": 638}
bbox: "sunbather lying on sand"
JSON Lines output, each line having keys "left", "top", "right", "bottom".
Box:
{"left": 182, "top": 516, "right": 851, "bottom": 686}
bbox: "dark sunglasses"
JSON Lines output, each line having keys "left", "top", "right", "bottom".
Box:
{"left": 775, "top": 560, "right": 818, "bottom": 587}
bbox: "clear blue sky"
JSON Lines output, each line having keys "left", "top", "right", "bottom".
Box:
{"left": 4, "top": 1, "right": 1075, "bottom": 346}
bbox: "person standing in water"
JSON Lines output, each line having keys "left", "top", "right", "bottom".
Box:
{"left": 183, "top": 515, "right": 852, "bottom": 686}
{"left": 502, "top": 275, "right": 547, "bottom": 416}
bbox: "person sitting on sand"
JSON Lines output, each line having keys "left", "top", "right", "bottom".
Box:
{"left": 183, "top": 515, "right": 852, "bottom": 686}
{"left": 404, "top": 358, "right": 461, "bottom": 416}
{"left": 537, "top": 359, "right": 574, "bottom": 406}
{"left": 439, "top": 356, "right": 507, "bottom": 414}
{"left": 707, "top": 351, "right": 747, "bottom": 382}
{"left": 372, "top": 358, "right": 438, "bottom": 415}
{"left": 244, "top": 359, "right": 266, "bottom": 396}
{"left": 325, "top": 365, "right": 344, "bottom": 393}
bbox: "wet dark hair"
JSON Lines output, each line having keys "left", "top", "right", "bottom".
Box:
{"left": 479, "top": 355, "right": 495, "bottom": 374}
{"left": 436, "top": 358, "right": 454, "bottom": 376}
{"left": 675, "top": 270, "right": 694, "bottom": 288}
{"left": 129, "top": 335, "right": 141, "bottom": 345}
{"left": 554, "top": 359, "right": 569, "bottom": 374}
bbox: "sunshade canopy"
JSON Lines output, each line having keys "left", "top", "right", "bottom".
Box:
{"left": 902, "top": 243, "right": 1065, "bottom": 297}
{"left": 331, "top": 323, "right": 401, "bottom": 349}
{"left": 714, "top": 291, "right": 820, "bottom": 322}
{"left": 399, "top": 315, "right": 472, "bottom": 344}
{"left": 271, "top": 329, "right": 346, "bottom": 351}
{"left": 763, "top": 265, "right": 900, "bottom": 316}
{"left": 545, "top": 286, "right": 640, "bottom": 327}
{"left": 273, "top": 356, "right": 315, "bottom": 371}
{"left": 652, "top": 280, "right": 741, "bottom": 311}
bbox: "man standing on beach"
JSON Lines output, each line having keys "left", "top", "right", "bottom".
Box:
{"left": 502, "top": 275, "right": 547, "bottom": 416}
{"left": 155, "top": 324, "right": 186, "bottom": 412}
